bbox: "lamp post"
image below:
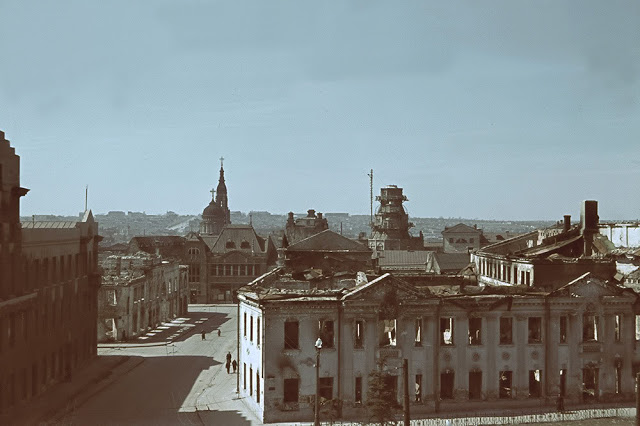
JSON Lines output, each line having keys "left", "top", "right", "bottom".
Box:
{"left": 314, "top": 337, "right": 323, "bottom": 426}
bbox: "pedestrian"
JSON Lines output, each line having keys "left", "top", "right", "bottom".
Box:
{"left": 217, "top": 329, "right": 221, "bottom": 337}
{"left": 226, "top": 360, "right": 231, "bottom": 374}
{"left": 232, "top": 359, "right": 237, "bottom": 373}
{"left": 201, "top": 330, "right": 205, "bottom": 340}
{"left": 226, "top": 351, "right": 232, "bottom": 364}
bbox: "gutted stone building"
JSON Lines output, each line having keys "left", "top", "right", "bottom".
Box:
{"left": 238, "top": 269, "right": 638, "bottom": 424}
{"left": 98, "top": 252, "right": 188, "bottom": 342}
{"left": 284, "top": 209, "right": 329, "bottom": 246}
{"left": 472, "top": 201, "right": 616, "bottom": 290}
{"left": 1, "top": 131, "right": 101, "bottom": 420}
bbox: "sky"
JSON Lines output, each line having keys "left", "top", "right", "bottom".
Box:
{"left": 1, "top": 1, "right": 639, "bottom": 221}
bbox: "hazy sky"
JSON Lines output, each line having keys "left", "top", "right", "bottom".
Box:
{"left": 1, "top": 1, "right": 639, "bottom": 220}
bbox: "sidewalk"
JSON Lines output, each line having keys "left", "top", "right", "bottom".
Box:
{"left": 5, "top": 355, "right": 145, "bottom": 426}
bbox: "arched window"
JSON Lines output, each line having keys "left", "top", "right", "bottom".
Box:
{"left": 226, "top": 240, "right": 236, "bottom": 249}
{"left": 187, "top": 247, "right": 200, "bottom": 256}
{"left": 240, "top": 240, "right": 251, "bottom": 249}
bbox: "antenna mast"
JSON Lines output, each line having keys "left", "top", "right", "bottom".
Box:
{"left": 85, "top": 185, "right": 88, "bottom": 211}
{"left": 367, "top": 169, "right": 373, "bottom": 228}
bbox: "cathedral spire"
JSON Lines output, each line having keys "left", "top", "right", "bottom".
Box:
{"left": 215, "top": 156, "right": 230, "bottom": 224}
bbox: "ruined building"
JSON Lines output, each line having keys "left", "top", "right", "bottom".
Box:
{"left": 472, "top": 201, "right": 616, "bottom": 290}
{"left": 284, "top": 209, "right": 329, "bottom": 246}
{"left": 98, "top": 252, "right": 188, "bottom": 342}
{"left": 1, "top": 131, "right": 101, "bottom": 419}
{"left": 369, "top": 185, "right": 424, "bottom": 251}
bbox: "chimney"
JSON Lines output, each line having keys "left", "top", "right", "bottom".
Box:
{"left": 563, "top": 215, "right": 571, "bottom": 233}
{"left": 474, "top": 224, "right": 477, "bottom": 229}
{"left": 287, "top": 212, "right": 294, "bottom": 225}
{"left": 317, "top": 212, "right": 323, "bottom": 220}
{"left": 307, "top": 209, "right": 316, "bottom": 218}
{"left": 580, "top": 200, "right": 598, "bottom": 257}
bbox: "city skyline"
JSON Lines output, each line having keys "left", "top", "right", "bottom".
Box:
{"left": 1, "top": 1, "right": 639, "bottom": 220}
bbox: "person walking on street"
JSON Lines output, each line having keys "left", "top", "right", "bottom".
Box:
{"left": 226, "top": 351, "right": 232, "bottom": 364}
{"left": 226, "top": 360, "right": 231, "bottom": 374}
{"left": 217, "top": 329, "right": 221, "bottom": 337}
{"left": 232, "top": 359, "right": 237, "bottom": 373}
{"left": 201, "top": 330, "right": 206, "bottom": 340}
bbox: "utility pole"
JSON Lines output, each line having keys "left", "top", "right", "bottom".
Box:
{"left": 367, "top": 169, "right": 373, "bottom": 228}
{"left": 403, "top": 358, "right": 410, "bottom": 426}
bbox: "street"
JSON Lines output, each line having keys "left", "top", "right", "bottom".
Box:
{"left": 56, "top": 305, "right": 259, "bottom": 426}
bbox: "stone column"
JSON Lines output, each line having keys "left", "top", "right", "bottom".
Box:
{"left": 546, "top": 312, "right": 560, "bottom": 399}
{"left": 622, "top": 312, "right": 635, "bottom": 397}
{"left": 485, "top": 313, "right": 499, "bottom": 401}
{"left": 455, "top": 314, "right": 468, "bottom": 401}
{"left": 515, "top": 314, "right": 528, "bottom": 399}
{"left": 566, "top": 312, "right": 581, "bottom": 402}
{"left": 423, "top": 314, "right": 435, "bottom": 402}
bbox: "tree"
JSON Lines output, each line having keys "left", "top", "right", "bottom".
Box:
{"left": 366, "top": 360, "right": 400, "bottom": 425}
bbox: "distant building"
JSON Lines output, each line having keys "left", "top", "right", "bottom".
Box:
{"left": 128, "top": 235, "right": 185, "bottom": 259}
{"left": 442, "top": 223, "right": 482, "bottom": 253}
{"left": 200, "top": 158, "right": 231, "bottom": 235}
{"left": 284, "top": 209, "right": 329, "bottom": 246}
{"left": 1, "top": 131, "right": 101, "bottom": 419}
{"left": 472, "top": 201, "right": 617, "bottom": 290}
{"left": 98, "top": 252, "right": 188, "bottom": 342}
{"left": 369, "top": 185, "right": 423, "bottom": 251}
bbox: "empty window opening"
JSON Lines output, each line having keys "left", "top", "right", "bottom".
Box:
{"left": 440, "top": 317, "right": 454, "bottom": 345}
{"left": 225, "top": 240, "right": 236, "bottom": 249}
{"left": 284, "top": 321, "right": 299, "bottom": 349}
{"left": 560, "top": 316, "right": 567, "bottom": 343}
{"left": 319, "top": 319, "right": 334, "bottom": 348}
{"left": 384, "top": 375, "right": 399, "bottom": 405}
{"left": 500, "top": 317, "right": 513, "bottom": 345}
{"left": 354, "top": 320, "right": 364, "bottom": 349}
{"left": 319, "top": 377, "right": 333, "bottom": 402}
{"left": 415, "top": 318, "right": 422, "bottom": 346}
{"left": 468, "top": 317, "right": 482, "bottom": 345}
{"left": 415, "top": 374, "right": 422, "bottom": 402}
{"left": 257, "top": 318, "right": 261, "bottom": 346}
{"left": 283, "top": 378, "right": 299, "bottom": 403}
{"left": 559, "top": 369, "right": 567, "bottom": 397}
{"left": 635, "top": 315, "right": 640, "bottom": 341}
{"left": 256, "top": 370, "right": 260, "bottom": 403}
{"left": 582, "top": 314, "right": 598, "bottom": 342}
{"left": 528, "top": 317, "right": 542, "bottom": 343}
{"left": 355, "top": 376, "right": 362, "bottom": 403}
{"left": 380, "top": 319, "right": 397, "bottom": 347}
{"left": 529, "top": 370, "right": 542, "bottom": 398}
{"left": 614, "top": 315, "right": 621, "bottom": 342}
{"left": 250, "top": 366, "right": 253, "bottom": 396}
{"left": 469, "top": 371, "right": 482, "bottom": 400}
{"left": 240, "top": 241, "right": 251, "bottom": 249}
{"left": 243, "top": 363, "right": 246, "bottom": 389}
{"left": 499, "top": 371, "right": 512, "bottom": 399}
{"left": 250, "top": 316, "right": 254, "bottom": 342}
{"left": 582, "top": 368, "right": 598, "bottom": 403}
{"left": 243, "top": 312, "right": 247, "bottom": 337}
{"left": 440, "top": 371, "right": 454, "bottom": 399}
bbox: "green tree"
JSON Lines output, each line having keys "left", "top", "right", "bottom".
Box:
{"left": 365, "top": 361, "right": 400, "bottom": 425}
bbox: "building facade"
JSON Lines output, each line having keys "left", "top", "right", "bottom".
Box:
{"left": 369, "top": 185, "right": 423, "bottom": 252}
{"left": 238, "top": 270, "right": 638, "bottom": 424}
{"left": 1, "top": 130, "right": 101, "bottom": 420}
{"left": 442, "top": 223, "right": 483, "bottom": 253}
{"left": 98, "top": 253, "right": 188, "bottom": 342}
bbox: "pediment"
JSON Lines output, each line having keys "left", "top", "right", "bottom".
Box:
{"left": 551, "top": 273, "right": 631, "bottom": 299}
{"left": 342, "top": 273, "right": 425, "bottom": 303}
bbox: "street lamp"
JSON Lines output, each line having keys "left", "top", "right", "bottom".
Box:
{"left": 314, "top": 337, "right": 323, "bottom": 426}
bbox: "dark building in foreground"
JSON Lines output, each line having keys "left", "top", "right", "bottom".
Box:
{"left": 1, "top": 132, "right": 101, "bottom": 419}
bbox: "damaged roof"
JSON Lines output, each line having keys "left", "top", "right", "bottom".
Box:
{"left": 286, "top": 229, "right": 371, "bottom": 253}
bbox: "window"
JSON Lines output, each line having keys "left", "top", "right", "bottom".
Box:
{"left": 187, "top": 247, "right": 200, "bottom": 256}
{"left": 415, "top": 318, "right": 422, "bottom": 346}
{"left": 500, "top": 317, "right": 512, "bottom": 345}
{"left": 560, "top": 316, "right": 567, "bottom": 343}
{"left": 355, "top": 377, "right": 362, "bottom": 403}
{"left": 243, "top": 313, "right": 247, "bottom": 337}
{"left": 283, "top": 378, "right": 299, "bottom": 403}
{"left": 380, "top": 319, "right": 397, "bottom": 347}
{"left": 614, "top": 315, "right": 621, "bottom": 342}
{"left": 225, "top": 240, "right": 236, "bottom": 249}
{"left": 318, "top": 377, "right": 333, "bottom": 401}
{"left": 440, "top": 317, "right": 454, "bottom": 345}
{"left": 469, "top": 371, "right": 482, "bottom": 400}
{"left": 440, "top": 371, "right": 454, "bottom": 399}
{"left": 615, "top": 363, "right": 622, "bottom": 394}
{"left": 241, "top": 241, "right": 251, "bottom": 249}
{"left": 582, "top": 314, "right": 598, "bottom": 342}
{"left": 415, "top": 374, "right": 422, "bottom": 402}
{"left": 499, "top": 371, "right": 512, "bottom": 399}
{"left": 529, "top": 370, "right": 541, "bottom": 398}
{"left": 468, "top": 317, "right": 482, "bottom": 345}
{"left": 528, "top": 317, "right": 542, "bottom": 343}
{"left": 354, "top": 320, "right": 364, "bottom": 349}
{"left": 384, "top": 376, "right": 399, "bottom": 404}
{"left": 243, "top": 363, "right": 246, "bottom": 389}
{"left": 107, "top": 289, "right": 117, "bottom": 306}
{"left": 187, "top": 264, "right": 200, "bottom": 283}
{"left": 284, "top": 321, "right": 299, "bottom": 349}
{"left": 250, "top": 366, "right": 253, "bottom": 396}
{"left": 250, "top": 316, "right": 254, "bottom": 342}
{"left": 256, "top": 370, "right": 260, "bottom": 403}
{"left": 319, "top": 320, "right": 334, "bottom": 348}
{"left": 257, "top": 318, "right": 260, "bottom": 346}
{"left": 582, "top": 368, "right": 598, "bottom": 402}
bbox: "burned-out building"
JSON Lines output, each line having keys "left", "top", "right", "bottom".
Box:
{"left": 369, "top": 185, "right": 424, "bottom": 252}
{"left": 284, "top": 209, "right": 329, "bottom": 246}
{"left": 1, "top": 132, "right": 101, "bottom": 419}
{"left": 97, "top": 252, "right": 188, "bottom": 342}
{"left": 238, "top": 269, "right": 638, "bottom": 424}
{"left": 472, "top": 201, "right": 617, "bottom": 290}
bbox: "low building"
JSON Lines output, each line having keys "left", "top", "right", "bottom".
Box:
{"left": 238, "top": 270, "right": 638, "bottom": 424}
{"left": 97, "top": 252, "right": 188, "bottom": 342}
{"left": 471, "top": 201, "right": 616, "bottom": 290}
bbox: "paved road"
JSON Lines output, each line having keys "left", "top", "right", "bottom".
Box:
{"left": 57, "top": 305, "right": 260, "bottom": 426}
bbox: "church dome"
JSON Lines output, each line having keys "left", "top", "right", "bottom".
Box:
{"left": 203, "top": 201, "right": 224, "bottom": 219}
